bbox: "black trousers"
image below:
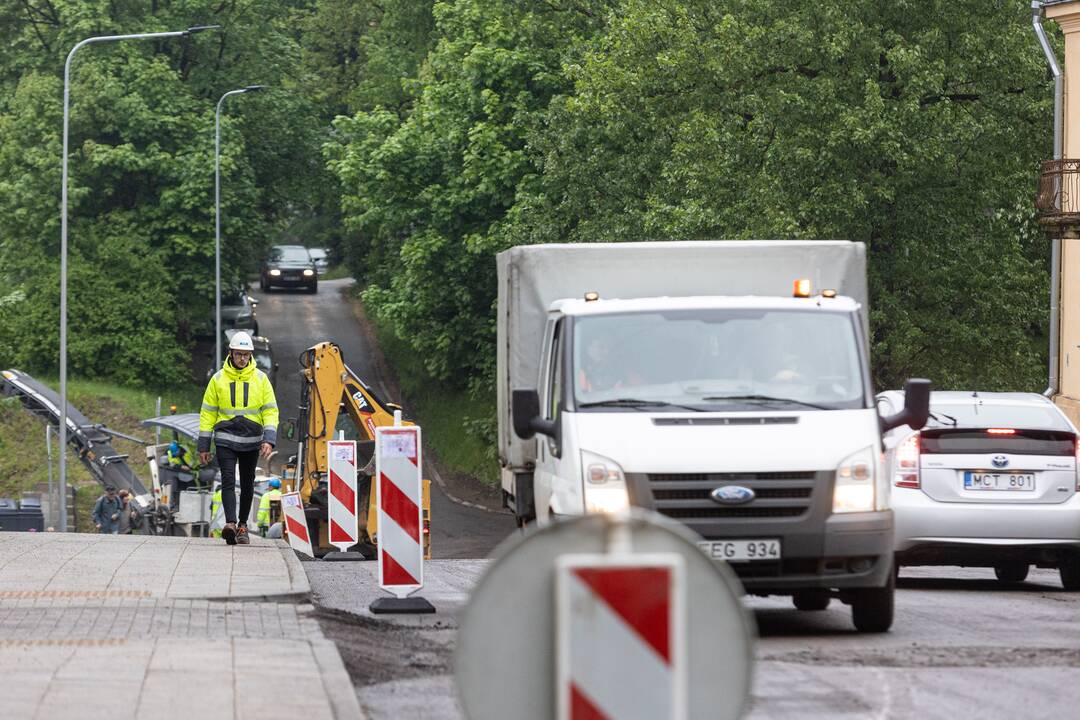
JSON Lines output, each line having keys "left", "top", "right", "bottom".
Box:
{"left": 216, "top": 446, "right": 259, "bottom": 525}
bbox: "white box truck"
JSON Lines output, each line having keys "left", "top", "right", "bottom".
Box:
{"left": 497, "top": 241, "right": 930, "bottom": 632}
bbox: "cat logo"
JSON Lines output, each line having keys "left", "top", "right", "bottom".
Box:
{"left": 352, "top": 391, "right": 370, "bottom": 411}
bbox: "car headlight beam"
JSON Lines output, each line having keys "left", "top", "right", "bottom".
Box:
{"left": 580, "top": 450, "right": 630, "bottom": 514}
{"left": 833, "top": 445, "right": 876, "bottom": 514}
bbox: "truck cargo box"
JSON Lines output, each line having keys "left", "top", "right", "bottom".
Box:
{"left": 495, "top": 241, "right": 868, "bottom": 472}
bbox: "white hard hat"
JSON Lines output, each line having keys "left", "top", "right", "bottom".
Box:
{"left": 229, "top": 331, "right": 255, "bottom": 352}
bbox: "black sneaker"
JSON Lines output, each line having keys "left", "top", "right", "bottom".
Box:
{"left": 235, "top": 525, "right": 251, "bottom": 545}
{"left": 222, "top": 523, "right": 238, "bottom": 545}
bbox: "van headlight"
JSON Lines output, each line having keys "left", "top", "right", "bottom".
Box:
{"left": 833, "top": 446, "right": 875, "bottom": 513}
{"left": 581, "top": 450, "right": 630, "bottom": 514}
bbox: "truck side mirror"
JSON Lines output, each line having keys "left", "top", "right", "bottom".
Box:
{"left": 881, "top": 378, "right": 931, "bottom": 432}
{"left": 512, "top": 389, "right": 556, "bottom": 439}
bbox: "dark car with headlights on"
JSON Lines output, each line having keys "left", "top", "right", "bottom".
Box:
{"left": 260, "top": 245, "right": 317, "bottom": 293}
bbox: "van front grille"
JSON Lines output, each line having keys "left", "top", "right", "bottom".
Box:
{"left": 645, "top": 471, "right": 819, "bottom": 521}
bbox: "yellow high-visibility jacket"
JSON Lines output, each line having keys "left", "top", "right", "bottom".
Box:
{"left": 167, "top": 444, "right": 197, "bottom": 469}
{"left": 198, "top": 357, "right": 278, "bottom": 453}
{"left": 257, "top": 488, "right": 282, "bottom": 526}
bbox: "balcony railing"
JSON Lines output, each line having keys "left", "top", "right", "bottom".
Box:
{"left": 1037, "top": 159, "right": 1080, "bottom": 227}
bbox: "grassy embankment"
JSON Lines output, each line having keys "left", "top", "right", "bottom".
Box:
{"left": 367, "top": 313, "right": 500, "bottom": 487}
{"left": 0, "top": 378, "right": 202, "bottom": 531}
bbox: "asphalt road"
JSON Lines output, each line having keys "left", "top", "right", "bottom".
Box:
{"left": 748, "top": 565, "right": 1080, "bottom": 718}
{"left": 250, "top": 278, "right": 516, "bottom": 560}
{"left": 307, "top": 560, "right": 1080, "bottom": 719}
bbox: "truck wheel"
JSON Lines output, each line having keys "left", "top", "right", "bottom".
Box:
{"left": 792, "top": 589, "right": 830, "bottom": 611}
{"left": 994, "top": 563, "right": 1028, "bottom": 584}
{"left": 850, "top": 569, "right": 894, "bottom": 633}
{"left": 1060, "top": 555, "right": 1080, "bottom": 591}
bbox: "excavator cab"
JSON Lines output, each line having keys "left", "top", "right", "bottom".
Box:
{"left": 284, "top": 342, "right": 431, "bottom": 557}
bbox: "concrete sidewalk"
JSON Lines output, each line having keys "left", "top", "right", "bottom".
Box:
{"left": 0, "top": 532, "right": 363, "bottom": 720}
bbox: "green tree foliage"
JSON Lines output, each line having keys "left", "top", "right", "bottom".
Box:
{"left": 0, "top": 0, "right": 327, "bottom": 386}
{"left": 331, "top": 0, "right": 1055, "bottom": 394}
{"left": 328, "top": 0, "right": 615, "bottom": 384}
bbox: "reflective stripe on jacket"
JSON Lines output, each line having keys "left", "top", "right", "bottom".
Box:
{"left": 198, "top": 357, "right": 279, "bottom": 453}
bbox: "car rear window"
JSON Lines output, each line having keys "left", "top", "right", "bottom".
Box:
{"left": 928, "top": 402, "right": 1072, "bottom": 432}
{"left": 921, "top": 430, "right": 1075, "bottom": 456}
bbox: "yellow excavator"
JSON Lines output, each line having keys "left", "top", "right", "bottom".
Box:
{"left": 281, "top": 341, "right": 431, "bottom": 557}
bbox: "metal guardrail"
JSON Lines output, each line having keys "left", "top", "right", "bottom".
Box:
{"left": 1036, "top": 159, "right": 1080, "bottom": 226}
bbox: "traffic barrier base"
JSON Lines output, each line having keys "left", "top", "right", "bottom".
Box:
{"left": 369, "top": 596, "right": 436, "bottom": 614}
{"left": 322, "top": 550, "right": 365, "bottom": 562}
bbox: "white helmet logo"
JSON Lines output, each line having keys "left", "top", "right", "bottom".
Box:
{"left": 229, "top": 331, "right": 255, "bottom": 352}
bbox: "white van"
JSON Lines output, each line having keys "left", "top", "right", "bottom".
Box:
{"left": 497, "top": 241, "right": 930, "bottom": 632}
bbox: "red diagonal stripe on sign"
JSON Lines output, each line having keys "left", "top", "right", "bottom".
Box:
{"left": 570, "top": 683, "right": 609, "bottom": 720}
{"left": 382, "top": 548, "right": 419, "bottom": 586}
{"left": 329, "top": 468, "right": 356, "bottom": 513}
{"left": 573, "top": 567, "right": 671, "bottom": 663}
{"left": 285, "top": 515, "right": 309, "bottom": 543}
{"left": 380, "top": 473, "right": 420, "bottom": 542}
{"left": 330, "top": 518, "right": 354, "bottom": 543}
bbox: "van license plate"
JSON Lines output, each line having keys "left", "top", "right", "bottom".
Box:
{"left": 698, "top": 539, "right": 781, "bottom": 562}
{"left": 964, "top": 472, "right": 1035, "bottom": 491}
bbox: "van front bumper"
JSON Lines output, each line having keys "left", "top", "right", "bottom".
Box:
{"left": 697, "top": 511, "right": 894, "bottom": 594}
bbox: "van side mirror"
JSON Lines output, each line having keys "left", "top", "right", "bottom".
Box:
{"left": 881, "top": 378, "right": 931, "bottom": 432}
{"left": 512, "top": 389, "right": 556, "bottom": 439}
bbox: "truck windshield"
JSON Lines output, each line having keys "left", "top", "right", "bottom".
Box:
{"left": 573, "top": 309, "right": 865, "bottom": 412}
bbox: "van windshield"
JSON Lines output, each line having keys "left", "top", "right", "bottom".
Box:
{"left": 573, "top": 309, "right": 865, "bottom": 411}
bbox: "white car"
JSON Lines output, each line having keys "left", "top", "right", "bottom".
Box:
{"left": 307, "top": 247, "right": 329, "bottom": 276}
{"left": 879, "top": 390, "right": 1080, "bottom": 589}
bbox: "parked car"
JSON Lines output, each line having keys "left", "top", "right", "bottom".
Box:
{"left": 221, "top": 286, "right": 258, "bottom": 335}
{"left": 307, "top": 247, "right": 329, "bottom": 276}
{"left": 260, "top": 245, "right": 317, "bottom": 293}
{"left": 879, "top": 390, "right": 1080, "bottom": 589}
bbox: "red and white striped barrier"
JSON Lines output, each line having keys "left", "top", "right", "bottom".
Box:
{"left": 280, "top": 491, "right": 314, "bottom": 558}
{"left": 556, "top": 554, "right": 686, "bottom": 720}
{"left": 375, "top": 425, "right": 424, "bottom": 597}
{"left": 327, "top": 440, "right": 358, "bottom": 552}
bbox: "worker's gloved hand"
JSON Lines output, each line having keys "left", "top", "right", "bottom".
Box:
{"left": 199, "top": 451, "right": 212, "bottom": 466}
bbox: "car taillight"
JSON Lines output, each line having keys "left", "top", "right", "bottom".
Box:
{"left": 894, "top": 432, "right": 920, "bottom": 489}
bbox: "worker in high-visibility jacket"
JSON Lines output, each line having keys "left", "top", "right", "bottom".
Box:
{"left": 257, "top": 478, "right": 282, "bottom": 536}
{"left": 167, "top": 441, "right": 197, "bottom": 472}
{"left": 198, "top": 331, "right": 278, "bottom": 546}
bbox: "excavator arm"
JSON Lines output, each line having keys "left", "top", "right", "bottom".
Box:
{"left": 289, "top": 342, "right": 430, "bottom": 556}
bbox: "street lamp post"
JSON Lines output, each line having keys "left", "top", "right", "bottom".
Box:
{"left": 215, "top": 85, "right": 266, "bottom": 369}
{"left": 59, "top": 25, "right": 217, "bottom": 532}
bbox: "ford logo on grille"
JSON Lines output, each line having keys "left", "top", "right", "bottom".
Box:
{"left": 710, "top": 485, "right": 755, "bottom": 505}
{"left": 992, "top": 455, "right": 1009, "bottom": 469}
